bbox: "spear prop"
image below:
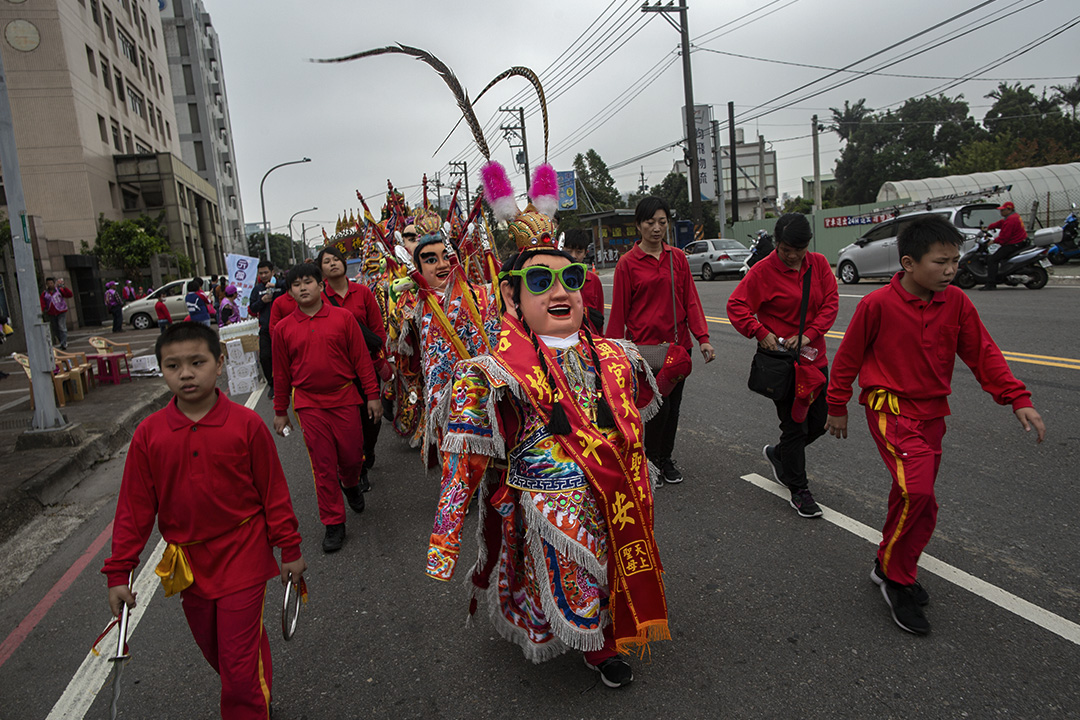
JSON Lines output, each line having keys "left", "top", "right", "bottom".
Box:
{"left": 108, "top": 572, "right": 133, "bottom": 720}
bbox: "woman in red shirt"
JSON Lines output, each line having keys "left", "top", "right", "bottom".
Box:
{"left": 727, "top": 213, "right": 839, "bottom": 519}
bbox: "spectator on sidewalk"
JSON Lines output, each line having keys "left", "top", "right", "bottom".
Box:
{"left": 185, "top": 277, "right": 216, "bottom": 328}
{"left": 41, "top": 277, "right": 73, "bottom": 350}
{"left": 249, "top": 261, "right": 285, "bottom": 399}
{"left": 218, "top": 285, "right": 241, "bottom": 326}
{"left": 607, "top": 196, "right": 715, "bottom": 487}
{"left": 105, "top": 281, "right": 123, "bottom": 333}
{"left": 122, "top": 280, "right": 136, "bottom": 304}
{"left": 155, "top": 296, "right": 173, "bottom": 333}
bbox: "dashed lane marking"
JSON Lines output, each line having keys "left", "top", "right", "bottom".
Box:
{"left": 742, "top": 472, "right": 1080, "bottom": 647}
{"left": 44, "top": 385, "right": 265, "bottom": 720}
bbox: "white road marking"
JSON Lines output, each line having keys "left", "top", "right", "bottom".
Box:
{"left": 0, "top": 396, "right": 30, "bottom": 412}
{"left": 45, "top": 385, "right": 265, "bottom": 719}
{"left": 742, "top": 472, "right": 1080, "bottom": 647}
{"left": 839, "top": 293, "right": 865, "bottom": 298}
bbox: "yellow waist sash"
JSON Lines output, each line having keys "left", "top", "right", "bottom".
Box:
{"left": 154, "top": 515, "right": 254, "bottom": 597}
{"left": 867, "top": 388, "right": 900, "bottom": 415}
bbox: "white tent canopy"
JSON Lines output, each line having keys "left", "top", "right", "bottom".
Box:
{"left": 878, "top": 162, "right": 1080, "bottom": 227}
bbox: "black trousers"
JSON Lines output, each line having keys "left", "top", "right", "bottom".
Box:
{"left": 258, "top": 329, "right": 273, "bottom": 388}
{"left": 645, "top": 378, "right": 685, "bottom": 463}
{"left": 985, "top": 243, "right": 1024, "bottom": 286}
{"left": 110, "top": 306, "right": 123, "bottom": 332}
{"left": 770, "top": 366, "right": 829, "bottom": 491}
{"left": 359, "top": 387, "right": 381, "bottom": 470}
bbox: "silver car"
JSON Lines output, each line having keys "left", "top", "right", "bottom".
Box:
{"left": 684, "top": 238, "right": 752, "bottom": 280}
{"left": 122, "top": 276, "right": 216, "bottom": 330}
{"left": 836, "top": 204, "right": 996, "bottom": 284}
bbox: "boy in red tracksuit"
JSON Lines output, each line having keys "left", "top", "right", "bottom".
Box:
{"left": 103, "top": 322, "right": 305, "bottom": 720}
{"left": 825, "top": 215, "right": 1045, "bottom": 636}
{"left": 272, "top": 263, "right": 383, "bottom": 553}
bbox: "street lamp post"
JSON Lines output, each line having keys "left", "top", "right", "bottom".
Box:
{"left": 288, "top": 206, "right": 318, "bottom": 266}
{"left": 260, "top": 158, "right": 311, "bottom": 262}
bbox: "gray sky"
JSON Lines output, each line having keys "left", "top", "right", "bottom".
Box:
{"left": 206, "top": 0, "right": 1076, "bottom": 240}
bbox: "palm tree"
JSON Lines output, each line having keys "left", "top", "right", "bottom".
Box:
{"left": 829, "top": 99, "right": 871, "bottom": 142}
{"left": 1051, "top": 76, "right": 1080, "bottom": 121}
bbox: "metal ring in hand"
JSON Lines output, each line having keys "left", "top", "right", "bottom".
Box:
{"left": 282, "top": 575, "right": 301, "bottom": 641}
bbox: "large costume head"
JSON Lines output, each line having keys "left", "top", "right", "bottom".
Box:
{"left": 412, "top": 208, "right": 451, "bottom": 291}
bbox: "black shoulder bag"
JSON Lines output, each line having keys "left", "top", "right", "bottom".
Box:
{"left": 747, "top": 267, "right": 812, "bottom": 401}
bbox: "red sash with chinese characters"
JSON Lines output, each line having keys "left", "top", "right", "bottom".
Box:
{"left": 494, "top": 316, "right": 669, "bottom": 653}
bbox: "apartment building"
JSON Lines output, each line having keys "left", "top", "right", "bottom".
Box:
{"left": 0, "top": 0, "right": 223, "bottom": 327}
{"left": 160, "top": 0, "right": 244, "bottom": 254}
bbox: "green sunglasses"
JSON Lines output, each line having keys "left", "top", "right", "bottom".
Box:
{"left": 507, "top": 263, "right": 588, "bottom": 294}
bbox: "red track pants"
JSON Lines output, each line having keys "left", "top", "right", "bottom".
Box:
{"left": 181, "top": 583, "right": 272, "bottom": 720}
{"left": 295, "top": 405, "right": 365, "bottom": 526}
{"left": 866, "top": 407, "right": 946, "bottom": 586}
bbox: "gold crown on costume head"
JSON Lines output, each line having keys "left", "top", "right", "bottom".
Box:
{"left": 415, "top": 208, "right": 443, "bottom": 238}
{"left": 508, "top": 205, "right": 558, "bottom": 250}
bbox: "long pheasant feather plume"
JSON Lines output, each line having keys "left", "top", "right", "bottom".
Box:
{"left": 312, "top": 44, "right": 490, "bottom": 160}
{"left": 474, "top": 66, "right": 548, "bottom": 162}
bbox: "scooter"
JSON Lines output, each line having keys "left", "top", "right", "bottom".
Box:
{"left": 953, "top": 230, "right": 1051, "bottom": 290}
{"left": 1047, "top": 205, "right": 1079, "bottom": 265}
{"left": 740, "top": 230, "right": 774, "bottom": 275}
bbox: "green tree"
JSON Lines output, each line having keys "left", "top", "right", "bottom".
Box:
{"left": 1052, "top": 76, "right": 1080, "bottom": 121}
{"left": 829, "top": 99, "right": 872, "bottom": 142}
{"left": 572, "top": 149, "right": 622, "bottom": 211}
{"left": 90, "top": 212, "right": 170, "bottom": 279}
{"left": 247, "top": 232, "right": 304, "bottom": 270}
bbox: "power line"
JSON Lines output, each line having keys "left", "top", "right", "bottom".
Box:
{"left": 691, "top": 0, "right": 803, "bottom": 44}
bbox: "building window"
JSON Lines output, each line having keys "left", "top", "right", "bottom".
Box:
{"left": 193, "top": 141, "right": 206, "bottom": 172}
{"left": 177, "top": 28, "right": 189, "bottom": 56}
{"left": 188, "top": 104, "right": 201, "bottom": 133}
{"left": 97, "top": 114, "right": 108, "bottom": 142}
{"left": 150, "top": 27, "right": 157, "bottom": 49}
{"left": 147, "top": 101, "right": 156, "bottom": 133}
{"left": 123, "top": 129, "right": 133, "bottom": 154}
{"left": 140, "top": 10, "right": 149, "bottom": 40}
{"left": 90, "top": 0, "right": 100, "bottom": 26}
{"left": 86, "top": 46, "right": 96, "bottom": 76}
{"left": 182, "top": 65, "right": 195, "bottom": 95}
{"left": 118, "top": 28, "right": 137, "bottom": 65}
{"left": 165, "top": 120, "right": 171, "bottom": 139}
{"left": 139, "top": 49, "right": 147, "bottom": 79}
{"left": 156, "top": 109, "right": 164, "bottom": 138}
{"left": 157, "top": 73, "right": 165, "bottom": 95}
{"left": 135, "top": 139, "right": 151, "bottom": 154}
{"left": 114, "top": 71, "right": 124, "bottom": 104}
{"left": 127, "top": 87, "right": 145, "bottom": 118}
{"left": 100, "top": 58, "right": 111, "bottom": 90}
{"left": 109, "top": 181, "right": 119, "bottom": 209}
{"left": 148, "top": 60, "right": 156, "bottom": 94}
{"left": 111, "top": 120, "right": 122, "bottom": 151}
{"left": 103, "top": 9, "right": 114, "bottom": 43}
{"left": 178, "top": 183, "right": 187, "bottom": 207}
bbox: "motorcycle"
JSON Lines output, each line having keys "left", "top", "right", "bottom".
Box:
{"left": 953, "top": 230, "right": 1051, "bottom": 290}
{"left": 1046, "top": 204, "right": 1079, "bottom": 265}
{"left": 740, "top": 230, "right": 774, "bottom": 275}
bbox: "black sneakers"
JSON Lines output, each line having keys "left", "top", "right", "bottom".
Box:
{"left": 585, "top": 656, "right": 634, "bottom": 688}
{"left": 763, "top": 445, "right": 791, "bottom": 488}
{"left": 661, "top": 458, "right": 683, "bottom": 484}
{"left": 871, "top": 560, "right": 929, "bottom": 606}
{"left": 789, "top": 489, "right": 823, "bottom": 518}
{"left": 322, "top": 523, "right": 346, "bottom": 553}
{"left": 341, "top": 483, "right": 365, "bottom": 513}
{"left": 358, "top": 469, "right": 371, "bottom": 493}
{"left": 880, "top": 579, "right": 930, "bottom": 635}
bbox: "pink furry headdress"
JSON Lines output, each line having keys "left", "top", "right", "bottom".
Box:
{"left": 481, "top": 161, "right": 520, "bottom": 223}
{"left": 529, "top": 164, "right": 559, "bottom": 218}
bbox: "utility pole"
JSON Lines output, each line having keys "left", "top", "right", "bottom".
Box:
{"left": 728, "top": 101, "right": 739, "bottom": 223}
{"left": 433, "top": 171, "right": 443, "bottom": 212}
{"left": 499, "top": 106, "right": 530, "bottom": 191}
{"left": 712, "top": 119, "right": 726, "bottom": 236}
{"left": 638, "top": 166, "right": 648, "bottom": 196}
{"left": 757, "top": 135, "right": 767, "bottom": 221}
{"left": 811, "top": 114, "right": 823, "bottom": 213}
{"left": 0, "top": 49, "right": 66, "bottom": 430}
{"left": 642, "top": 1, "right": 701, "bottom": 226}
{"left": 449, "top": 161, "right": 470, "bottom": 208}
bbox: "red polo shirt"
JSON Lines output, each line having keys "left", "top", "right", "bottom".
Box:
{"left": 269, "top": 291, "right": 297, "bottom": 332}
{"left": 987, "top": 212, "right": 1026, "bottom": 245}
{"left": 272, "top": 301, "right": 379, "bottom": 416}
{"left": 726, "top": 250, "right": 838, "bottom": 370}
{"left": 826, "top": 272, "right": 1033, "bottom": 419}
{"left": 102, "top": 392, "right": 302, "bottom": 598}
{"left": 580, "top": 270, "right": 605, "bottom": 334}
{"left": 323, "top": 280, "right": 387, "bottom": 348}
{"left": 607, "top": 242, "right": 709, "bottom": 351}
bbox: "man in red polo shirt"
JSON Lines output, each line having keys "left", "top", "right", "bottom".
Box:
{"left": 981, "top": 201, "right": 1027, "bottom": 291}
{"left": 608, "top": 196, "right": 715, "bottom": 486}
{"left": 272, "top": 263, "right": 382, "bottom": 553}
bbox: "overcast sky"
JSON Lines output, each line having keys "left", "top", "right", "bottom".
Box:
{"left": 204, "top": 0, "right": 1075, "bottom": 240}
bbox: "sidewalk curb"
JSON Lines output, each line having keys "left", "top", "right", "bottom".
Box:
{"left": 17, "top": 386, "right": 172, "bottom": 508}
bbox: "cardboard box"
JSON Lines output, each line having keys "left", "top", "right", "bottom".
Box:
{"left": 225, "top": 339, "right": 246, "bottom": 363}
{"left": 240, "top": 335, "right": 260, "bottom": 354}
{"left": 228, "top": 376, "right": 257, "bottom": 396}
{"left": 228, "top": 361, "right": 259, "bottom": 380}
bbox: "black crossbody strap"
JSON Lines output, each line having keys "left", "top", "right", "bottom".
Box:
{"left": 669, "top": 249, "right": 679, "bottom": 346}
{"left": 795, "top": 260, "right": 813, "bottom": 364}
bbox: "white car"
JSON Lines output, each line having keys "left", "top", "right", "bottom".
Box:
{"left": 122, "top": 276, "right": 217, "bottom": 329}
{"left": 836, "top": 204, "right": 997, "bottom": 284}
{"left": 684, "top": 238, "right": 752, "bottom": 280}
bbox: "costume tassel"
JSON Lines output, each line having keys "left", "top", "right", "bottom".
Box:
{"left": 595, "top": 396, "right": 616, "bottom": 429}
{"left": 547, "top": 402, "right": 572, "bottom": 436}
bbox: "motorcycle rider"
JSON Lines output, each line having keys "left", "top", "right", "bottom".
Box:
{"left": 980, "top": 201, "right": 1027, "bottom": 291}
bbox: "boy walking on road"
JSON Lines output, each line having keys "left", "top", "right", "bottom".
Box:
{"left": 825, "top": 215, "right": 1045, "bottom": 636}
{"left": 103, "top": 323, "right": 306, "bottom": 719}
{"left": 272, "top": 264, "right": 383, "bottom": 553}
